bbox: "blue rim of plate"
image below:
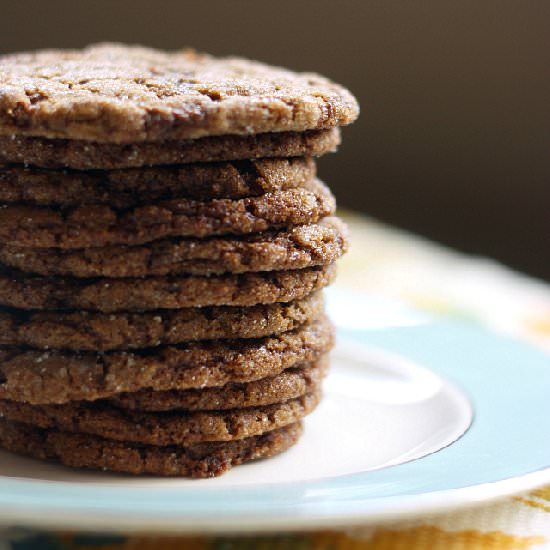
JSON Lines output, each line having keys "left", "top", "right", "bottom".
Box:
{"left": 1, "top": 312, "right": 550, "bottom": 533}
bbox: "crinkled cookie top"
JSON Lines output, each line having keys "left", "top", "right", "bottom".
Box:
{"left": 0, "top": 43, "right": 359, "bottom": 143}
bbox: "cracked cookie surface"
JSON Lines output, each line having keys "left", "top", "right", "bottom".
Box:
{"left": 0, "top": 43, "right": 358, "bottom": 143}
{"left": 111, "top": 359, "right": 327, "bottom": 412}
{"left": 0, "top": 157, "right": 316, "bottom": 207}
{"left": 0, "top": 218, "right": 346, "bottom": 278}
{"left": 0, "top": 179, "right": 335, "bottom": 249}
{"left": 0, "top": 129, "right": 340, "bottom": 170}
{"left": 0, "top": 419, "right": 302, "bottom": 477}
{"left": 0, "top": 292, "right": 323, "bottom": 351}
{"left": 0, "top": 264, "right": 335, "bottom": 312}
{"left": 0, "top": 392, "right": 320, "bottom": 445}
{"left": 0, "top": 316, "right": 334, "bottom": 404}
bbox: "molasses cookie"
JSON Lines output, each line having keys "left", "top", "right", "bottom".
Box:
{"left": 0, "top": 292, "right": 323, "bottom": 351}
{"left": 0, "top": 218, "right": 347, "bottom": 278}
{"left": 0, "top": 44, "right": 358, "bottom": 143}
{"left": 112, "top": 359, "right": 327, "bottom": 412}
{"left": 0, "top": 419, "right": 302, "bottom": 477}
{"left": 0, "top": 129, "right": 340, "bottom": 170}
{"left": 0, "top": 392, "right": 320, "bottom": 446}
{"left": 0, "top": 316, "right": 334, "bottom": 404}
{"left": 0, "top": 158, "right": 316, "bottom": 207}
{"left": 0, "top": 264, "right": 335, "bottom": 312}
{"left": 0, "top": 179, "right": 334, "bottom": 248}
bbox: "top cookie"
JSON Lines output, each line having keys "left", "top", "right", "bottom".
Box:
{"left": 0, "top": 43, "right": 359, "bottom": 143}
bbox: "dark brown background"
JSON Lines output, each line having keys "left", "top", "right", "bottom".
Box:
{"left": 2, "top": 1, "right": 549, "bottom": 278}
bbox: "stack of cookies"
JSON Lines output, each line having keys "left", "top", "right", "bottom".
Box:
{"left": 0, "top": 44, "right": 358, "bottom": 477}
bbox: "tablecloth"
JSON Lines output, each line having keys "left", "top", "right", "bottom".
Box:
{"left": 3, "top": 212, "right": 550, "bottom": 549}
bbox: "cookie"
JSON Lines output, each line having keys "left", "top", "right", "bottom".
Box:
{"left": 0, "top": 316, "right": 334, "bottom": 404}
{"left": 111, "top": 359, "right": 328, "bottom": 412}
{"left": 0, "top": 179, "right": 334, "bottom": 249}
{"left": 0, "top": 218, "right": 347, "bottom": 278}
{"left": 0, "top": 292, "right": 323, "bottom": 351}
{"left": 0, "top": 263, "right": 334, "bottom": 312}
{"left": 0, "top": 418, "right": 302, "bottom": 477}
{"left": 0, "top": 157, "right": 316, "bottom": 207}
{"left": 0, "top": 43, "right": 358, "bottom": 143}
{"left": 0, "top": 391, "right": 320, "bottom": 446}
{"left": 0, "top": 128, "right": 339, "bottom": 170}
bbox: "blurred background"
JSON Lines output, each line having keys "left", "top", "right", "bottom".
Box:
{"left": 2, "top": 1, "right": 549, "bottom": 278}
